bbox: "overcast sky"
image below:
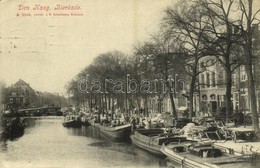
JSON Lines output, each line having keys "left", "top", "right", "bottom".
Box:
{"left": 0, "top": 0, "right": 259, "bottom": 95}
{"left": 0, "top": 0, "right": 174, "bottom": 94}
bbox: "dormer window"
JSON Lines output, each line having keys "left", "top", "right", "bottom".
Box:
{"left": 200, "top": 62, "right": 205, "bottom": 68}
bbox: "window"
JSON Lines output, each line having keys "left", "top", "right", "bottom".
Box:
{"left": 220, "top": 95, "right": 226, "bottom": 107}
{"left": 212, "top": 72, "right": 216, "bottom": 87}
{"left": 218, "top": 70, "right": 225, "bottom": 84}
{"left": 232, "top": 73, "right": 236, "bottom": 86}
{"left": 241, "top": 65, "right": 245, "bottom": 71}
{"left": 23, "top": 98, "right": 26, "bottom": 103}
{"left": 201, "top": 74, "right": 205, "bottom": 88}
{"left": 202, "top": 95, "right": 207, "bottom": 101}
{"left": 200, "top": 62, "right": 205, "bottom": 68}
{"left": 241, "top": 74, "right": 247, "bottom": 81}
{"left": 210, "top": 94, "right": 216, "bottom": 100}
{"left": 206, "top": 73, "right": 210, "bottom": 87}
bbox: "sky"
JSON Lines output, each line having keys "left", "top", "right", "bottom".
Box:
{"left": 0, "top": 0, "right": 173, "bottom": 94}
{"left": 0, "top": 0, "right": 259, "bottom": 95}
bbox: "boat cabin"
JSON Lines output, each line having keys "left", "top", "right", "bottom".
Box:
{"left": 189, "top": 144, "right": 222, "bottom": 158}
{"left": 169, "top": 142, "right": 222, "bottom": 158}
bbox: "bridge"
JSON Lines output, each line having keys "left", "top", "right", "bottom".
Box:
{"left": 3, "top": 106, "right": 63, "bottom": 117}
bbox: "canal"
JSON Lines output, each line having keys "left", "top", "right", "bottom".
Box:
{"left": 0, "top": 117, "right": 172, "bottom": 168}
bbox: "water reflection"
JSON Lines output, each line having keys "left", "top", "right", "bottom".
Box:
{"left": 0, "top": 117, "right": 170, "bottom": 168}
{"left": 0, "top": 140, "right": 7, "bottom": 152}
{"left": 65, "top": 125, "right": 101, "bottom": 139}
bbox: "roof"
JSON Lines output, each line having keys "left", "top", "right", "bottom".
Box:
{"left": 14, "top": 79, "right": 29, "bottom": 86}
{"left": 13, "top": 79, "right": 34, "bottom": 91}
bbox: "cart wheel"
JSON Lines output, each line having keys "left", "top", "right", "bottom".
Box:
{"left": 231, "top": 131, "right": 236, "bottom": 142}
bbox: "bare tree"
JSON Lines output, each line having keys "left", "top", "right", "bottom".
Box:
{"left": 236, "top": 0, "right": 260, "bottom": 135}
{"left": 149, "top": 30, "right": 187, "bottom": 118}
{"left": 163, "top": 1, "right": 212, "bottom": 119}
{"left": 192, "top": 0, "right": 245, "bottom": 122}
{"left": 133, "top": 42, "right": 156, "bottom": 116}
{"left": 66, "top": 51, "right": 129, "bottom": 115}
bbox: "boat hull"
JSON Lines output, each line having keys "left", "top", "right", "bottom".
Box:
{"left": 1, "top": 117, "right": 25, "bottom": 140}
{"left": 131, "top": 135, "right": 164, "bottom": 156}
{"left": 131, "top": 128, "right": 187, "bottom": 157}
{"left": 161, "top": 143, "right": 257, "bottom": 168}
{"left": 81, "top": 116, "right": 91, "bottom": 126}
{"left": 1, "top": 123, "right": 24, "bottom": 140}
{"left": 161, "top": 144, "right": 211, "bottom": 168}
{"left": 99, "top": 123, "right": 131, "bottom": 141}
{"left": 62, "top": 120, "right": 82, "bottom": 128}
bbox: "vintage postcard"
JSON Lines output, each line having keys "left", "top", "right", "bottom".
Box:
{"left": 0, "top": 0, "right": 260, "bottom": 168}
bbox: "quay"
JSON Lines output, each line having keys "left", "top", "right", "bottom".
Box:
{"left": 214, "top": 126, "right": 260, "bottom": 155}
{"left": 215, "top": 141, "right": 260, "bottom": 155}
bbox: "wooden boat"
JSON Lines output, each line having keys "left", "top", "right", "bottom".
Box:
{"left": 88, "top": 117, "right": 100, "bottom": 127}
{"left": 161, "top": 141, "right": 258, "bottom": 168}
{"left": 1, "top": 117, "right": 25, "bottom": 139}
{"left": 188, "top": 125, "right": 224, "bottom": 141}
{"left": 130, "top": 128, "right": 188, "bottom": 157}
{"left": 99, "top": 122, "right": 131, "bottom": 141}
{"left": 62, "top": 115, "right": 82, "bottom": 128}
{"left": 81, "top": 116, "right": 91, "bottom": 126}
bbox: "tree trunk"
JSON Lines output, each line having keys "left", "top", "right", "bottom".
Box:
{"left": 101, "top": 94, "right": 104, "bottom": 116}
{"left": 226, "top": 68, "right": 232, "bottom": 123}
{"left": 165, "top": 78, "right": 177, "bottom": 118}
{"left": 243, "top": 0, "right": 260, "bottom": 136}
{"left": 245, "top": 51, "right": 260, "bottom": 135}
{"left": 169, "top": 92, "right": 177, "bottom": 118}
{"left": 144, "top": 95, "right": 148, "bottom": 117}
{"left": 90, "top": 92, "right": 93, "bottom": 113}
{"left": 247, "top": 66, "right": 259, "bottom": 135}
{"left": 108, "top": 94, "right": 111, "bottom": 110}
{"left": 158, "top": 95, "right": 162, "bottom": 113}
{"left": 188, "top": 57, "right": 199, "bottom": 120}
{"left": 189, "top": 76, "right": 196, "bottom": 119}
{"left": 104, "top": 93, "right": 107, "bottom": 112}
{"left": 112, "top": 97, "right": 115, "bottom": 120}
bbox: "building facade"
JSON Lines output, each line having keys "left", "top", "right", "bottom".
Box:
{"left": 7, "top": 79, "right": 35, "bottom": 108}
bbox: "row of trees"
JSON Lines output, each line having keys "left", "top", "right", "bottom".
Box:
{"left": 66, "top": 0, "right": 260, "bottom": 135}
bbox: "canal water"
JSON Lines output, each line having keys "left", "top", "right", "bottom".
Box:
{"left": 0, "top": 117, "right": 172, "bottom": 168}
